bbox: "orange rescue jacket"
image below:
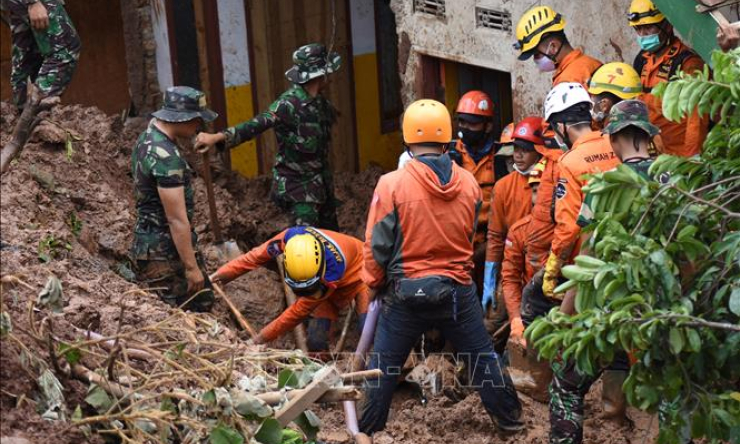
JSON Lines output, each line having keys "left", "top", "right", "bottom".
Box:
{"left": 501, "top": 215, "right": 536, "bottom": 320}
{"left": 634, "top": 37, "right": 707, "bottom": 157}
{"left": 485, "top": 170, "right": 533, "bottom": 263}
{"left": 214, "top": 228, "right": 367, "bottom": 342}
{"left": 526, "top": 146, "right": 564, "bottom": 271}
{"left": 552, "top": 132, "right": 621, "bottom": 259}
{"left": 363, "top": 157, "right": 482, "bottom": 288}
{"left": 455, "top": 140, "right": 496, "bottom": 241}
{"left": 553, "top": 49, "right": 603, "bottom": 87}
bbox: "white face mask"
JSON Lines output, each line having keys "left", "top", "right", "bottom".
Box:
{"left": 513, "top": 163, "right": 535, "bottom": 176}
{"left": 535, "top": 42, "right": 557, "bottom": 72}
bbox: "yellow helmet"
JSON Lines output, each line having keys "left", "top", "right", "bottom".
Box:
{"left": 514, "top": 6, "right": 566, "bottom": 60}
{"left": 588, "top": 62, "right": 643, "bottom": 100}
{"left": 284, "top": 234, "right": 324, "bottom": 294}
{"left": 628, "top": 0, "right": 665, "bottom": 27}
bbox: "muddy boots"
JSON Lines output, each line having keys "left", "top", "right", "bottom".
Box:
{"left": 601, "top": 369, "right": 628, "bottom": 425}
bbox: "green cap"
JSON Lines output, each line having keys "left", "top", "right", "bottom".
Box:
{"left": 152, "top": 86, "right": 217, "bottom": 123}
{"left": 603, "top": 100, "right": 659, "bottom": 137}
{"left": 285, "top": 43, "right": 342, "bottom": 85}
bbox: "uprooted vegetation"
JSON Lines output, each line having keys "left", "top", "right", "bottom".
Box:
{"left": 1, "top": 102, "right": 659, "bottom": 443}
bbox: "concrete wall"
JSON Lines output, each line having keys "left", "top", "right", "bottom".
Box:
{"left": 391, "top": 0, "right": 641, "bottom": 120}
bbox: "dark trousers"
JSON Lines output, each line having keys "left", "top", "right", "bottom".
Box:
{"left": 358, "top": 283, "right": 523, "bottom": 435}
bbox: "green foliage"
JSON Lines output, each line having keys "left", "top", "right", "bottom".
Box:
{"left": 66, "top": 212, "right": 83, "bottom": 237}
{"left": 38, "top": 234, "right": 72, "bottom": 263}
{"left": 210, "top": 424, "right": 245, "bottom": 444}
{"left": 527, "top": 49, "right": 740, "bottom": 443}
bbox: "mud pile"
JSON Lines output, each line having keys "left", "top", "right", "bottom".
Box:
{"left": 0, "top": 103, "right": 657, "bottom": 443}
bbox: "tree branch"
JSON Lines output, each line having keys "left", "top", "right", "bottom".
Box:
{"left": 669, "top": 184, "right": 740, "bottom": 219}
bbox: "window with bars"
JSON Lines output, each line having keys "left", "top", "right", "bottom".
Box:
{"left": 475, "top": 7, "right": 512, "bottom": 33}
{"left": 413, "top": 0, "right": 446, "bottom": 19}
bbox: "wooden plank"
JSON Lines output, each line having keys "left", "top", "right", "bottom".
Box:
{"left": 274, "top": 366, "right": 340, "bottom": 426}
{"left": 257, "top": 385, "right": 361, "bottom": 405}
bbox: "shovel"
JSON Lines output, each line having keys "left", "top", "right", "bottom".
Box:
{"left": 201, "top": 151, "right": 241, "bottom": 260}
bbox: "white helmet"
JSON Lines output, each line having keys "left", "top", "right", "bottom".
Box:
{"left": 543, "top": 82, "right": 592, "bottom": 122}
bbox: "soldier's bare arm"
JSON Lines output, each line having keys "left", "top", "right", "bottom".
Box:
{"left": 158, "top": 186, "right": 204, "bottom": 293}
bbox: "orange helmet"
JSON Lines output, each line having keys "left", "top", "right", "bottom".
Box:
{"left": 513, "top": 116, "right": 546, "bottom": 145}
{"left": 499, "top": 122, "right": 515, "bottom": 144}
{"left": 402, "top": 99, "right": 452, "bottom": 144}
{"left": 456, "top": 91, "right": 494, "bottom": 118}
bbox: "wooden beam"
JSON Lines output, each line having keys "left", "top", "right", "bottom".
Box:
{"left": 274, "top": 366, "right": 340, "bottom": 426}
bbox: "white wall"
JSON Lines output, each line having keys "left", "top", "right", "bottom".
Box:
{"left": 350, "top": 0, "right": 377, "bottom": 56}
{"left": 150, "top": 0, "right": 173, "bottom": 91}
{"left": 391, "top": 0, "right": 640, "bottom": 119}
{"left": 217, "top": 0, "right": 251, "bottom": 87}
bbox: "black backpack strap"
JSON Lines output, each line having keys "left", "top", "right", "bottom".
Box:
{"left": 669, "top": 49, "right": 699, "bottom": 78}
{"left": 447, "top": 141, "right": 463, "bottom": 166}
{"left": 633, "top": 51, "right": 648, "bottom": 77}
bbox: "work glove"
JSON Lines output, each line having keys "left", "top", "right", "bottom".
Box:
{"left": 510, "top": 316, "right": 526, "bottom": 346}
{"left": 542, "top": 252, "right": 564, "bottom": 299}
{"left": 482, "top": 261, "right": 499, "bottom": 310}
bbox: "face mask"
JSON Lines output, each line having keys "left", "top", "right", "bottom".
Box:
{"left": 458, "top": 128, "right": 487, "bottom": 147}
{"left": 535, "top": 55, "right": 557, "bottom": 72}
{"left": 553, "top": 124, "right": 570, "bottom": 151}
{"left": 513, "top": 163, "right": 535, "bottom": 176}
{"left": 535, "top": 42, "right": 558, "bottom": 72}
{"left": 591, "top": 101, "right": 606, "bottom": 123}
{"left": 637, "top": 33, "right": 662, "bottom": 52}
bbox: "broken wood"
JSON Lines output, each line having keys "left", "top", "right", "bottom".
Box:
{"left": 340, "top": 369, "right": 383, "bottom": 385}
{"left": 213, "top": 282, "right": 257, "bottom": 338}
{"left": 72, "top": 327, "right": 152, "bottom": 361}
{"left": 274, "top": 366, "right": 340, "bottom": 426}
{"left": 71, "top": 364, "right": 129, "bottom": 399}
{"left": 333, "top": 301, "right": 354, "bottom": 354}
{"left": 257, "top": 385, "right": 362, "bottom": 406}
{"left": 1, "top": 89, "right": 57, "bottom": 174}
{"left": 276, "top": 255, "right": 309, "bottom": 353}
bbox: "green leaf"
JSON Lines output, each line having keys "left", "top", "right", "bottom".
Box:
{"left": 278, "top": 369, "right": 299, "bottom": 389}
{"left": 254, "top": 418, "right": 282, "bottom": 444}
{"left": 686, "top": 329, "right": 702, "bottom": 353}
{"left": 202, "top": 389, "right": 216, "bottom": 405}
{"left": 669, "top": 328, "right": 684, "bottom": 355}
{"left": 729, "top": 287, "right": 740, "bottom": 316}
{"left": 0, "top": 311, "right": 12, "bottom": 337}
{"left": 210, "top": 424, "right": 244, "bottom": 444}
{"left": 280, "top": 429, "right": 304, "bottom": 444}
{"left": 58, "top": 342, "right": 82, "bottom": 365}
{"left": 234, "top": 393, "right": 273, "bottom": 418}
{"left": 85, "top": 384, "right": 113, "bottom": 413}
{"left": 294, "top": 410, "right": 321, "bottom": 440}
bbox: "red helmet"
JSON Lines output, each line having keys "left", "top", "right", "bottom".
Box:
{"left": 513, "top": 116, "right": 545, "bottom": 145}
{"left": 456, "top": 90, "right": 494, "bottom": 117}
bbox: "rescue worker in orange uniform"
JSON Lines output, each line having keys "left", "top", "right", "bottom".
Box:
{"left": 541, "top": 82, "right": 621, "bottom": 298}
{"left": 514, "top": 6, "right": 602, "bottom": 87}
{"left": 628, "top": 0, "right": 708, "bottom": 157}
{"left": 359, "top": 99, "right": 523, "bottom": 436}
{"left": 494, "top": 122, "right": 516, "bottom": 173}
{"left": 446, "top": 90, "right": 509, "bottom": 297}
{"left": 500, "top": 162, "right": 544, "bottom": 343}
{"left": 210, "top": 226, "right": 370, "bottom": 350}
{"left": 483, "top": 117, "right": 545, "bottom": 312}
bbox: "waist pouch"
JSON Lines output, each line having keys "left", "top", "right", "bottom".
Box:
{"left": 393, "top": 276, "right": 456, "bottom": 306}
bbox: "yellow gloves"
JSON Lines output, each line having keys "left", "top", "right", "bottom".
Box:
{"left": 542, "top": 252, "right": 564, "bottom": 299}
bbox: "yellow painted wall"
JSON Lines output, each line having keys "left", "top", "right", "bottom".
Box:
{"left": 442, "top": 60, "right": 460, "bottom": 115}
{"left": 225, "top": 84, "right": 259, "bottom": 177}
{"left": 353, "top": 53, "right": 402, "bottom": 171}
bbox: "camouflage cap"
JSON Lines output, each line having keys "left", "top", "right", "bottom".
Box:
{"left": 152, "top": 86, "right": 218, "bottom": 123}
{"left": 603, "top": 99, "right": 659, "bottom": 137}
{"left": 285, "top": 43, "right": 342, "bottom": 85}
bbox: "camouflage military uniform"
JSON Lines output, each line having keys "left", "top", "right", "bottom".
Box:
{"left": 130, "top": 87, "right": 217, "bottom": 312}
{"left": 221, "top": 43, "right": 342, "bottom": 230}
{"left": 1, "top": 0, "right": 81, "bottom": 107}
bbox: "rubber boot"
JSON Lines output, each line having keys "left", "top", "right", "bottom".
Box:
{"left": 601, "top": 370, "right": 628, "bottom": 425}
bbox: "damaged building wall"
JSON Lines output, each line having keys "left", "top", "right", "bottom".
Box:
{"left": 391, "top": 0, "right": 640, "bottom": 120}
{"left": 121, "top": 0, "right": 162, "bottom": 115}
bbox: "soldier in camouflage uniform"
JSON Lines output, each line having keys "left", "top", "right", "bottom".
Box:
{"left": 130, "top": 86, "right": 217, "bottom": 312}
{"left": 550, "top": 101, "right": 661, "bottom": 444}
{"left": 195, "top": 43, "right": 341, "bottom": 230}
{"left": 1, "top": 0, "right": 80, "bottom": 108}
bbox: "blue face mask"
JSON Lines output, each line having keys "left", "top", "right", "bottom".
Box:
{"left": 637, "top": 33, "right": 662, "bottom": 52}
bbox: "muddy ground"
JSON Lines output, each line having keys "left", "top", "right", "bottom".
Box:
{"left": 0, "top": 104, "right": 658, "bottom": 443}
